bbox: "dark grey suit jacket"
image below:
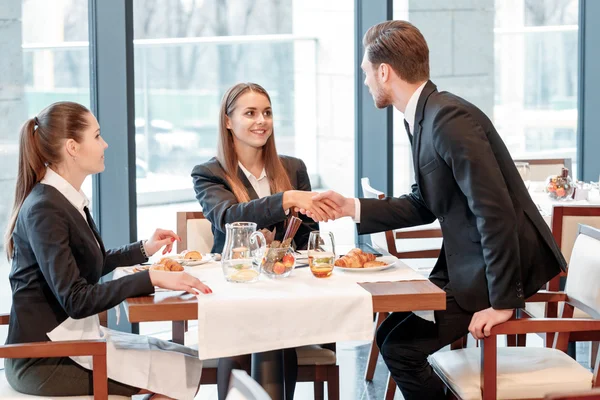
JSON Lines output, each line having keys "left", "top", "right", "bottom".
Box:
{"left": 6, "top": 184, "right": 154, "bottom": 345}
{"left": 358, "top": 81, "right": 566, "bottom": 313}
{"left": 191, "top": 156, "right": 319, "bottom": 253}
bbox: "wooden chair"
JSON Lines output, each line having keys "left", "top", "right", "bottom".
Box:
{"left": 0, "top": 312, "right": 114, "bottom": 400}
{"left": 225, "top": 369, "right": 271, "bottom": 400}
{"left": 177, "top": 212, "right": 340, "bottom": 399}
{"left": 360, "top": 178, "right": 443, "bottom": 399}
{"left": 513, "top": 158, "right": 572, "bottom": 181}
{"left": 430, "top": 224, "right": 600, "bottom": 400}
{"left": 517, "top": 206, "right": 600, "bottom": 361}
{"left": 544, "top": 388, "right": 600, "bottom": 399}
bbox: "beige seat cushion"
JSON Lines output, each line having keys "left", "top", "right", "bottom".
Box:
{"left": 429, "top": 347, "right": 592, "bottom": 400}
{"left": 0, "top": 370, "right": 131, "bottom": 399}
{"left": 296, "top": 345, "right": 336, "bottom": 366}
{"left": 525, "top": 302, "right": 590, "bottom": 319}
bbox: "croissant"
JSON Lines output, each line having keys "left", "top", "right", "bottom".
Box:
{"left": 334, "top": 249, "right": 377, "bottom": 268}
{"left": 152, "top": 258, "right": 184, "bottom": 271}
{"left": 181, "top": 250, "right": 202, "bottom": 260}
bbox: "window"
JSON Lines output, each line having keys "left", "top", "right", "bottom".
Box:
{"left": 0, "top": 0, "right": 91, "bottom": 353}
{"left": 133, "top": 0, "right": 355, "bottom": 248}
{"left": 392, "top": 0, "right": 579, "bottom": 196}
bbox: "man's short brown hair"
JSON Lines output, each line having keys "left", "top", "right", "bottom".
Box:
{"left": 363, "top": 20, "right": 430, "bottom": 83}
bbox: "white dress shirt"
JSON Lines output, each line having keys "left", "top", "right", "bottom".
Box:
{"left": 238, "top": 161, "right": 271, "bottom": 199}
{"left": 40, "top": 167, "right": 90, "bottom": 222}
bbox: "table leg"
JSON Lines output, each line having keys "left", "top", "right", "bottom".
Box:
{"left": 251, "top": 350, "right": 285, "bottom": 399}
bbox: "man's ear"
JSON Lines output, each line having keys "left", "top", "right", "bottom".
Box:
{"left": 379, "top": 63, "right": 391, "bottom": 83}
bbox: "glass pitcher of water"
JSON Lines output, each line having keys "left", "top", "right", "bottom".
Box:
{"left": 221, "top": 222, "right": 266, "bottom": 283}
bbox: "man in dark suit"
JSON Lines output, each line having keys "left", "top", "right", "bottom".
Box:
{"left": 309, "top": 20, "right": 566, "bottom": 399}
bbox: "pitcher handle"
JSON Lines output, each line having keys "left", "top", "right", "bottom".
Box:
{"left": 250, "top": 231, "right": 267, "bottom": 263}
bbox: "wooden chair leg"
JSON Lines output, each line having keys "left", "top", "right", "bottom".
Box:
{"left": 326, "top": 366, "right": 340, "bottom": 400}
{"left": 591, "top": 341, "right": 599, "bottom": 368}
{"left": 517, "top": 333, "right": 527, "bottom": 347}
{"left": 314, "top": 381, "right": 324, "bottom": 400}
{"left": 92, "top": 353, "right": 108, "bottom": 400}
{"left": 365, "top": 312, "right": 388, "bottom": 381}
{"left": 385, "top": 373, "right": 397, "bottom": 400}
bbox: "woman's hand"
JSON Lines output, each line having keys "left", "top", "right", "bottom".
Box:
{"left": 283, "top": 191, "right": 341, "bottom": 222}
{"left": 149, "top": 270, "right": 212, "bottom": 295}
{"left": 144, "top": 229, "right": 181, "bottom": 256}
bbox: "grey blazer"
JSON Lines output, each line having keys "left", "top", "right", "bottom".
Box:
{"left": 358, "top": 81, "right": 567, "bottom": 313}
{"left": 6, "top": 184, "right": 154, "bottom": 346}
{"left": 191, "top": 156, "right": 319, "bottom": 253}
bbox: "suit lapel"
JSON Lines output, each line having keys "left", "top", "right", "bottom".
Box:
{"left": 237, "top": 168, "right": 259, "bottom": 200}
{"left": 412, "top": 80, "right": 437, "bottom": 189}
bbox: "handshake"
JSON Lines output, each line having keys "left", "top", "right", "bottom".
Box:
{"left": 283, "top": 190, "right": 355, "bottom": 222}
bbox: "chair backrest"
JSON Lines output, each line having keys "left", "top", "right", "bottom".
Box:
{"left": 176, "top": 211, "right": 214, "bottom": 254}
{"left": 225, "top": 370, "right": 271, "bottom": 400}
{"left": 552, "top": 206, "right": 600, "bottom": 263}
{"left": 564, "top": 225, "right": 600, "bottom": 319}
{"left": 514, "top": 158, "right": 572, "bottom": 181}
{"left": 360, "top": 178, "right": 388, "bottom": 249}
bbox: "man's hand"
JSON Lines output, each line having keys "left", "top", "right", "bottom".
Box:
{"left": 468, "top": 307, "right": 513, "bottom": 339}
{"left": 297, "top": 191, "right": 355, "bottom": 222}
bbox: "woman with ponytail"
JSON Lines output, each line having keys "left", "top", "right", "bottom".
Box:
{"left": 4, "top": 102, "right": 211, "bottom": 399}
{"left": 192, "top": 83, "right": 337, "bottom": 400}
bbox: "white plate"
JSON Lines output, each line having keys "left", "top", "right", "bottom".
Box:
{"left": 161, "top": 253, "right": 214, "bottom": 266}
{"left": 334, "top": 255, "right": 398, "bottom": 272}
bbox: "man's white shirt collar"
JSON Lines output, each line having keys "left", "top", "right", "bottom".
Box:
{"left": 403, "top": 81, "right": 428, "bottom": 134}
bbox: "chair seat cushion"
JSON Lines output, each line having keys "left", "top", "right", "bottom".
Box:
{"left": 296, "top": 345, "right": 336, "bottom": 366}
{"left": 0, "top": 370, "right": 130, "bottom": 399}
{"left": 525, "top": 302, "right": 591, "bottom": 319}
{"left": 429, "top": 347, "right": 592, "bottom": 400}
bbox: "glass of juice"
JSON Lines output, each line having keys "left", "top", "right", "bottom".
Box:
{"left": 307, "top": 231, "right": 336, "bottom": 278}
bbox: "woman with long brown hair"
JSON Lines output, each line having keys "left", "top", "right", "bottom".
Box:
{"left": 4, "top": 101, "right": 211, "bottom": 399}
{"left": 192, "top": 82, "right": 335, "bottom": 399}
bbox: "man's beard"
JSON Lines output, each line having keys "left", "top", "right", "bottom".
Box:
{"left": 373, "top": 85, "right": 392, "bottom": 109}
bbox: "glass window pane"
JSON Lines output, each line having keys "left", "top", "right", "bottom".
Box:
{"left": 133, "top": 0, "right": 355, "bottom": 336}
{"left": 392, "top": 0, "right": 579, "bottom": 196}
{"left": 0, "top": 0, "right": 90, "bottom": 358}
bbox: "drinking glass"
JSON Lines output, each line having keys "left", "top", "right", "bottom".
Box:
{"left": 515, "top": 161, "right": 531, "bottom": 190}
{"left": 307, "top": 231, "right": 335, "bottom": 278}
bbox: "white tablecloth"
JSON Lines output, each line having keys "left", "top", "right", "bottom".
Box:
{"left": 114, "top": 260, "right": 427, "bottom": 360}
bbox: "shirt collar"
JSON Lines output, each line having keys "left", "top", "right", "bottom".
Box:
{"left": 403, "top": 81, "right": 428, "bottom": 134}
{"left": 238, "top": 161, "right": 267, "bottom": 181}
{"left": 40, "top": 167, "right": 90, "bottom": 213}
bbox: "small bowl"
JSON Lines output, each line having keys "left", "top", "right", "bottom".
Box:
{"left": 261, "top": 247, "right": 296, "bottom": 278}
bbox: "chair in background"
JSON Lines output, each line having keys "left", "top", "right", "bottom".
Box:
{"left": 517, "top": 206, "right": 600, "bottom": 364}
{"left": 225, "top": 370, "right": 271, "bottom": 400}
{"left": 177, "top": 212, "right": 340, "bottom": 399}
{"left": 360, "top": 178, "right": 444, "bottom": 400}
{"left": 0, "top": 311, "right": 114, "bottom": 400}
{"left": 430, "top": 224, "right": 600, "bottom": 400}
{"left": 176, "top": 211, "right": 214, "bottom": 255}
{"left": 514, "top": 158, "right": 572, "bottom": 181}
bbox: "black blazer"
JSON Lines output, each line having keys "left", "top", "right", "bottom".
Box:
{"left": 6, "top": 184, "right": 154, "bottom": 345}
{"left": 358, "top": 81, "right": 566, "bottom": 312}
{"left": 191, "top": 156, "right": 319, "bottom": 253}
